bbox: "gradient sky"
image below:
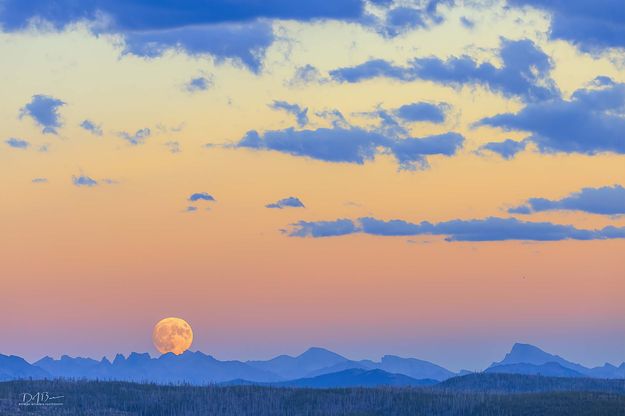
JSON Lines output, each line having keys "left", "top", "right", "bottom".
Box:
{"left": 1, "top": 0, "right": 624, "bottom": 371}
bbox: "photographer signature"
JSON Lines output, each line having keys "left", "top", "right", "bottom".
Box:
{"left": 19, "top": 392, "right": 64, "bottom": 406}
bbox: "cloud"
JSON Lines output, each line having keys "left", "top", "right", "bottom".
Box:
{"left": 124, "top": 22, "right": 274, "bottom": 72}
{"left": 185, "top": 76, "right": 212, "bottom": 92}
{"left": 510, "top": 185, "right": 625, "bottom": 215}
{"left": 237, "top": 127, "right": 463, "bottom": 170}
{"left": 118, "top": 128, "right": 151, "bottom": 145}
{"left": 32, "top": 177, "right": 48, "bottom": 183}
{"left": 0, "top": 0, "right": 365, "bottom": 31}
{"left": 509, "top": 0, "right": 625, "bottom": 52}
{"left": 188, "top": 192, "right": 215, "bottom": 202}
{"left": 80, "top": 119, "right": 103, "bottom": 136}
{"left": 266, "top": 196, "right": 305, "bottom": 209}
{"left": 72, "top": 175, "right": 98, "bottom": 187}
{"left": 0, "top": 0, "right": 365, "bottom": 72}
{"left": 19, "top": 95, "right": 65, "bottom": 134}
{"left": 478, "top": 139, "right": 527, "bottom": 159}
{"left": 330, "top": 39, "right": 559, "bottom": 102}
{"left": 5, "top": 137, "right": 30, "bottom": 149}
{"left": 164, "top": 141, "right": 181, "bottom": 154}
{"left": 288, "top": 216, "right": 625, "bottom": 241}
{"left": 288, "top": 219, "right": 359, "bottom": 237}
{"left": 460, "top": 16, "right": 474, "bottom": 29}
{"left": 288, "top": 65, "right": 328, "bottom": 86}
{"left": 396, "top": 102, "right": 448, "bottom": 123}
{"left": 185, "top": 206, "right": 198, "bottom": 213}
{"left": 476, "top": 77, "right": 625, "bottom": 154}
{"left": 270, "top": 101, "right": 309, "bottom": 127}
{"left": 364, "top": 0, "right": 455, "bottom": 37}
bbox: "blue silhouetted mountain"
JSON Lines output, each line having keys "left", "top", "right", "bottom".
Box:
{"left": 0, "top": 354, "right": 50, "bottom": 381}
{"left": 490, "top": 343, "right": 588, "bottom": 373}
{"left": 35, "top": 351, "right": 281, "bottom": 384}
{"left": 485, "top": 362, "right": 585, "bottom": 378}
{"left": 35, "top": 355, "right": 110, "bottom": 379}
{"left": 3, "top": 344, "right": 625, "bottom": 384}
{"left": 488, "top": 343, "right": 625, "bottom": 379}
{"left": 307, "top": 355, "right": 456, "bottom": 381}
{"left": 585, "top": 362, "right": 625, "bottom": 379}
{"left": 247, "top": 347, "right": 349, "bottom": 379}
{"left": 274, "top": 368, "right": 438, "bottom": 388}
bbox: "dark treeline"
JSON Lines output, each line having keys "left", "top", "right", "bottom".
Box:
{"left": 1, "top": 377, "right": 624, "bottom": 416}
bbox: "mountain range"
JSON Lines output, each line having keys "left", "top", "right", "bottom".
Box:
{"left": 1, "top": 343, "right": 624, "bottom": 387}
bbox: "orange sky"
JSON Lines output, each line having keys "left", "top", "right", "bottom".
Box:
{"left": 1, "top": 0, "right": 624, "bottom": 371}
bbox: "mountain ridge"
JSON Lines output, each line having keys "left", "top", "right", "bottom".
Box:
{"left": 3, "top": 343, "right": 624, "bottom": 385}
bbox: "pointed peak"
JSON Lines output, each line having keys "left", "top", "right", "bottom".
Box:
{"left": 510, "top": 343, "right": 544, "bottom": 353}
{"left": 101, "top": 356, "right": 111, "bottom": 365}
{"left": 299, "top": 347, "right": 342, "bottom": 357}
{"left": 113, "top": 353, "right": 126, "bottom": 364}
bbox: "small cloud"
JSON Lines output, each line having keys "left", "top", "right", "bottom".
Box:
{"left": 185, "top": 206, "right": 198, "bottom": 213}
{"left": 118, "top": 128, "right": 151, "bottom": 145}
{"left": 395, "top": 102, "right": 449, "bottom": 124}
{"left": 269, "top": 101, "right": 309, "bottom": 127}
{"left": 188, "top": 192, "right": 215, "bottom": 202}
{"left": 165, "top": 141, "right": 181, "bottom": 153}
{"left": 5, "top": 137, "right": 29, "bottom": 149}
{"left": 19, "top": 95, "right": 65, "bottom": 134}
{"left": 185, "top": 76, "right": 213, "bottom": 92}
{"left": 80, "top": 119, "right": 103, "bottom": 136}
{"left": 266, "top": 196, "right": 305, "bottom": 209}
{"left": 477, "top": 139, "right": 527, "bottom": 159}
{"left": 460, "top": 16, "right": 474, "bottom": 29}
{"left": 72, "top": 174, "right": 98, "bottom": 187}
{"left": 32, "top": 177, "right": 48, "bottom": 183}
{"left": 287, "top": 65, "right": 328, "bottom": 86}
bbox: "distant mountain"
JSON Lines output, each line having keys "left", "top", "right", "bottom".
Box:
{"left": 247, "top": 347, "right": 348, "bottom": 380}
{"left": 304, "top": 354, "right": 456, "bottom": 381}
{"left": 275, "top": 369, "right": 438, "bottom": 388}
{"left": 489, "top": 343, "right": 625, "bottom": 379}
{"left": 490, "top": 343, "right": 588, "bottom": 373}
{"left": 485, "top": 362, "right": 584, "bottom": 378}
{"left": 2, "top": 343, "right": 623, "bottom": 385}
{"left": 436, "top": 372, "right": 625, "bottom": 394}
{"left": 0, "top": 354, "right": 49, "bottom": 381}
{"left": 36, "top": 351, "right": 280, "bottom": 384}
{"left": 586, "top": 362, "right": 625, "bottom": 379}
{"left": 375, "top": 355, "right": 456, "bottom": 381}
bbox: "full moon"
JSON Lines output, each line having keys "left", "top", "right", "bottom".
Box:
{"left": 152, "top": 317, "right": 193, "bottom": 355}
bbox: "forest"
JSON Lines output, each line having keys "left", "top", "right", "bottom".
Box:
{"left": 1, "top": 375, "right": 624, "bottom": 416}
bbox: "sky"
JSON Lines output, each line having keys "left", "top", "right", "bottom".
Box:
{"left": 1, "top": 0, "right": 624, "bottom": 372}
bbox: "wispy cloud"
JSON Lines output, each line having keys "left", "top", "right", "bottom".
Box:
{"left": 80, "top": 119, "right": 103, "bottom": 136}
{"left": 5, "top": 137, "right": 29, "bottom": 149}
{"left": 288, "top": 216, "right": 625, "bottom": 241}
{"left": 118, "top": 128, "right": 151, "bottom": 146}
